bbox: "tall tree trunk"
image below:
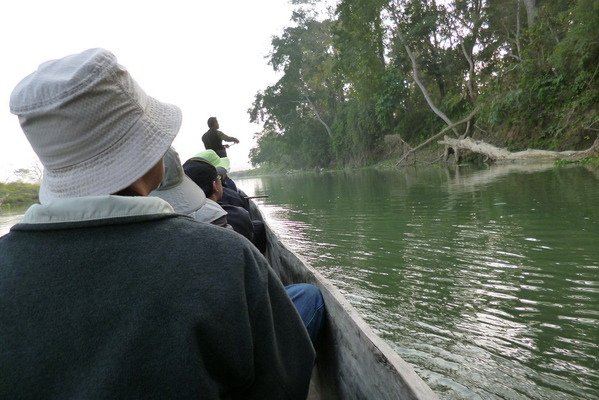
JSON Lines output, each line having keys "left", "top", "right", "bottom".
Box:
{"left": 429, "top": 32, "right": 447, "bottom": 98}
{"left": 523, "top": 0, "right": 537, "bottom": 27}
{"left": 374, "top": 11, "right": 386, "bottom": 68}
{"left": 302, "top": 91, "right": 333, "bottom": 139}
{"left": 516, "top": 0, "right": 523, "bottom": 59}
{"left": 458, "top": 0, "right": 483, "bottom": 103}
{"left": 396, "top": 30, "right": 459, "bottom": 137}
{"left": 461, "top": 41, "right": 476, "bottom": 102}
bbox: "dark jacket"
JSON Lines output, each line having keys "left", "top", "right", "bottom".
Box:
{"left": 221, "top": 204, "right": 254, "bottom": 242}
{"left": 202, "top": 129, "right": 236, "bottom": 157}
{"left": 221, "top": 187, "right": 249, "bottom": 211}
{"left": 0, "top": 205, "right": 314, "bottom": 399}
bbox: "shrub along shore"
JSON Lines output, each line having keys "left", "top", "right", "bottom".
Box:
{"left": 0, "top": 182, "right": 39, "bottom": 211}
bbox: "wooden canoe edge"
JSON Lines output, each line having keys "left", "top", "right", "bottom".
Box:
{"left": 250, "top": 202, "right": 438, "bottom": 400}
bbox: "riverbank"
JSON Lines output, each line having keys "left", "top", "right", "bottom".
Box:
{"left": 231, "top": 147, "right": 599, "bottom": 178}
{"left": 3, "top": 153, "right": 597, "bottom": 209}
{"left": 0, "top": 182, "right": 39, "bottom": 211}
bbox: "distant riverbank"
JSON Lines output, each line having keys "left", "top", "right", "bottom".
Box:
{"left": 0, "top": 182, "right": 39, "bottom": 211}
{"left": 230, "top": 154, "right": 599, "bottom": 179}
{"left": 4, "top": 154, "right": 598, "bottom": 208}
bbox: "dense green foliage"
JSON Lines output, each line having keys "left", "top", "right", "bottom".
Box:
{"left": 0, "top": 182, "right": 39, "bottom": 210}
{"left": 249, "top": 0, "right": 599, "bottom": 168}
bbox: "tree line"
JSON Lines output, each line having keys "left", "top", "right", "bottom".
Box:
{"left": 248, "top": 0, "right": 599, "bottom": 169}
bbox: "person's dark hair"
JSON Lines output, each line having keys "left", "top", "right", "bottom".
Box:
{"left": 183, "top": 158, "right": 218, "bottom": 198}
{"left": 207, "top": 117, "right": 217, "bottom": 129}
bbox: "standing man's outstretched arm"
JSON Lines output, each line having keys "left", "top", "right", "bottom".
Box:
{"left": 218, "top": 130, "right": 239, "bottom": 144}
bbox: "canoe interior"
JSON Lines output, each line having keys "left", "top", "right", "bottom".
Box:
{"left": 250, "top": 202, "right": 437, "bottom": 400}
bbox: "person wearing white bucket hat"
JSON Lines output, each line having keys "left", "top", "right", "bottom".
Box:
{"left": 0, "top": 49, "right": 315, "bottom": 399}
{"left": 150, "top": 146, "right": 231, "bottom": 227}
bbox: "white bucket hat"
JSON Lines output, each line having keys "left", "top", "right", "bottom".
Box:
{"left": 9, "top": 48, "right": 182, "bottom": 204}
{"left": 149, "top": 147, "right": 206, "bottom": 214}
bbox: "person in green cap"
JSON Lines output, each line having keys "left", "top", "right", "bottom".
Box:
{"left": 190, "top": 150, "right": 247, "bottom": 209}
{"left": 193, "top": 149, "right": 231, "bottom": 171}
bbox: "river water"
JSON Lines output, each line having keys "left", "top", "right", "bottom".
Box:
{"left": 234, "top": 164, "right": 599, "bottom": 400}
{"left": 1, "top": 164, "right": 597, "bottom": 399}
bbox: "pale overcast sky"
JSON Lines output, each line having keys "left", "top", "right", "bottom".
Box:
{"left": 0, "top": 0, "right": 294, "bottom": 181}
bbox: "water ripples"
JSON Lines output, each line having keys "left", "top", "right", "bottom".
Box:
{"left": 241, "top": 168, "right": 599, "bottom": 399}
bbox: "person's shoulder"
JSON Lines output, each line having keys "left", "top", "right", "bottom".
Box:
{"left": 167, "top": 215, "right": 250, "bottom": 246}
{"left": 164, "top": 215, "right": 266, "bottom": 273}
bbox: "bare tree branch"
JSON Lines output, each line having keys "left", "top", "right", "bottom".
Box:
{"left": 395, "top": 107, "right": 479, "bottom": 166}
{"left": 297, "top": 75, "right": 333, "bottom": 139}
{"left": 461, "top": 41, "right": 476, "bottom": 101}
{"left": 522, "top": 0, "right": 537, "bottom": 27}
{"left": 396, "top": 28, "right": 460, "bottom": 136}
{"left": 516, "top": 0, "right": 522, "bottom": 60}
{"left": 301, "top": 91, "right": 333, "bottom": 139}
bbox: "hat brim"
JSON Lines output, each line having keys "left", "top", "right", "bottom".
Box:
{"left": 150, "top": 174, "right": 206, "bottom": 215}
{"left": 39, "top": 95, "right": 181, "bottom": 204}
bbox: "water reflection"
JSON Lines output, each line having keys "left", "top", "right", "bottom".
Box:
{"left": 236, "top": 165, "right": 599, "bottom": 399}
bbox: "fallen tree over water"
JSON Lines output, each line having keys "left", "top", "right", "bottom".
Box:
{"left": 394, "top": 108, "right": 479, "bottom": 166}
{"left": 438, "top": 136, "right": 599, "bottom": 164}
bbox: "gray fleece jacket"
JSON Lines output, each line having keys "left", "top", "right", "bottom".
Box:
{"left": 0, "top": 196, "right": 314, "bottom": 399}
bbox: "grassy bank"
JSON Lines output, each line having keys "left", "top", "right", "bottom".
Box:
{"left": 555, "top": 157, "right": 599, "bottom": 167}
{"left": 230, "top": 164, "right": 324, "bottom": 179}
{"left": 0, "top": 182, "right": 39, "bottom": 211}
{"left": 233, "top": 150, "right": 599, "bottom": 179}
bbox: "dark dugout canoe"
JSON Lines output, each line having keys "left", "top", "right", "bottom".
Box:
{"left": 249, "top": 201, "right": 438, "bottom": 400}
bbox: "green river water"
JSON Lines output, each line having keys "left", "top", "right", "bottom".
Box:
{"left": 1, "top": 164, "right": 597, "bottom": 399}
{"left": 234, "top": 164, "right": 598, "bottom": 399}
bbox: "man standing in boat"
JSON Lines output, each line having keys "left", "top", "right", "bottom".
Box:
{"left": 202, "top": 116, "right": 239, "bottom": 157}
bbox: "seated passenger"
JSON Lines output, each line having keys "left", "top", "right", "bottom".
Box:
{"left": 1, "top": 48, "right": 315, "bottom": 399}
{"left": 215, "top": 166, "right": 250, "bottom": 211}
{"left": 150, "top": 147, "right": 230, "bottom": 228}
{"left": 250, "top": 218, "right": 268, "bottom": 254}
{"left": 215, "top": 165, "right": 239, "bottom": 192}
{"left": 221, "top": 202, "right": 255, "bottom": 243}
{"left": 183, "top": 159, "right": 325, "bottom": 344}
{"left": 183, "top": 158, "right": 252, "bottom": 241}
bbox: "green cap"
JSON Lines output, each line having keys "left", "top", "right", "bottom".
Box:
{"left": 192, "top": 149, "right": 230, "bottom": 172}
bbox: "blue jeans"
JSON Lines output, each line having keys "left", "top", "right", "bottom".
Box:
{"left": 285, "top": 283, "right": 325, "bottom": 345}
